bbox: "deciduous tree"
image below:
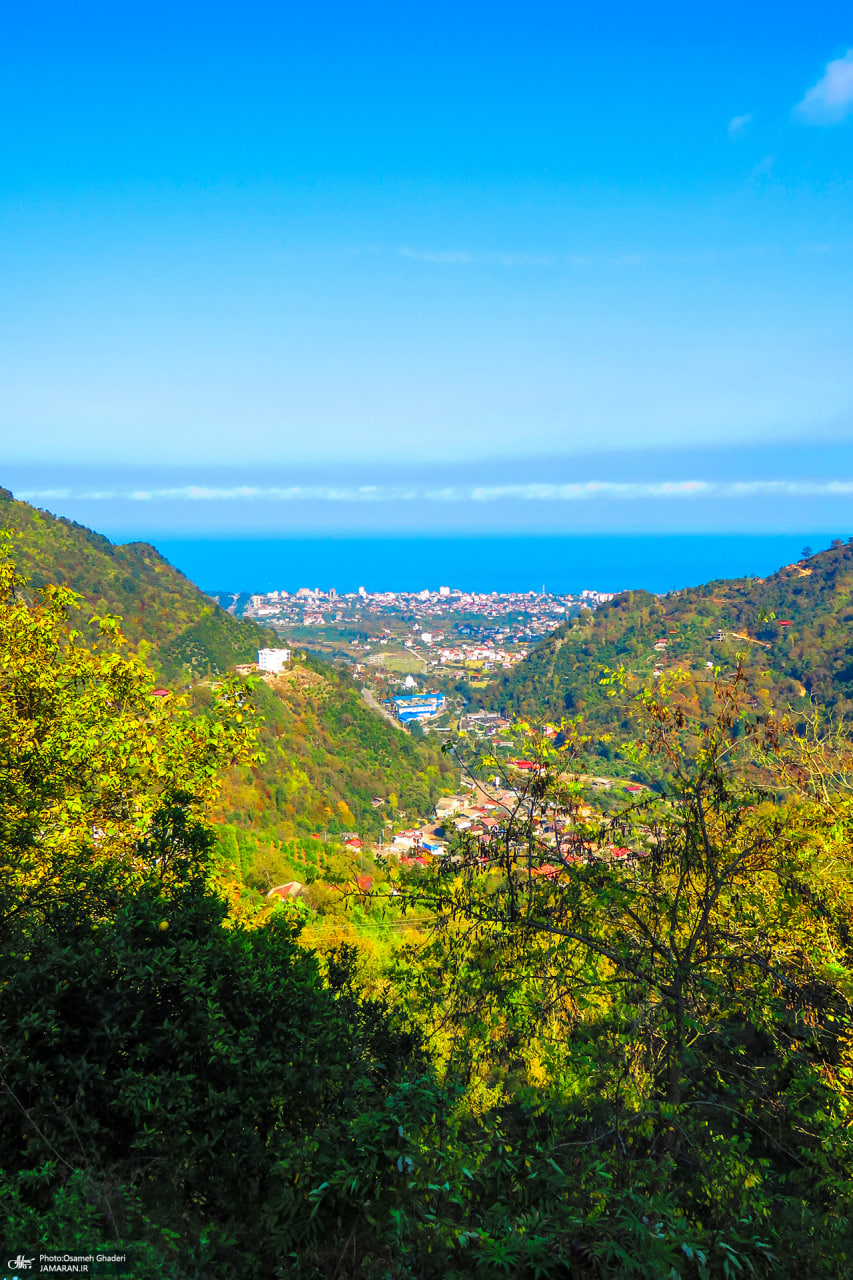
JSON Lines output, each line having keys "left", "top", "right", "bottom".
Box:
{"left": 0, "top": 552, "right": 260, "bottom": 929}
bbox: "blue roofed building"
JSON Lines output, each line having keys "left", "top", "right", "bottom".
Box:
{"left": 389, "top": 694, "right": 446, "bottom": 724}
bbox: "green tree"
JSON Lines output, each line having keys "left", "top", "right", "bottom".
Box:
{"left": 0, "top": 553, "right": 260, "bottom": 930}
{"left": 394, "top": 669, "right": 853, "bottom": 1268}
{"left": 0, "top": 874, "right": 428, "bottom": 1278}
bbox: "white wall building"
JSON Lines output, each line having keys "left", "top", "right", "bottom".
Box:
{"left": 258, "top": 647, "right": 291, "bottom": 673}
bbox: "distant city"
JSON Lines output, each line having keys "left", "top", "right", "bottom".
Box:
{"left": 214, "top": 585, "right": 617, "bottom": 735}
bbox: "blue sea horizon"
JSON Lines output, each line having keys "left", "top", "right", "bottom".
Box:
{"left": 148, "top": 533, "right": 832, "bottom": 598}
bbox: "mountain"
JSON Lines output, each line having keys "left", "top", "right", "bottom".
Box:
{"left": 0, "top": 487, "right": 276, "bottom": 681}
{"left": 0, "top": 487, "right": 457, "bottom": 841}
{"left": 477, "top": 539, "right": 853, "bottom": 756}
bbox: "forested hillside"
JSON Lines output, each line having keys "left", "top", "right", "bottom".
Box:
{"left": 479, "top": 538, "right": 853, "bottom": 752}
{"left": 6, "top": 548, "right": 853, "bottom": 1277}
{"left": 0, "top": 486, "right": 276, "bottom": 680}
{"left": 0, "top": 488, "right": 456, "bottom": 838}
{"left": 211, "top": 659, "right": 456, "bottom": 843}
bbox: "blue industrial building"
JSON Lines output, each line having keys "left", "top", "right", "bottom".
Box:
{"left": 389, "top": 694, "right": 446, "bottom": 724}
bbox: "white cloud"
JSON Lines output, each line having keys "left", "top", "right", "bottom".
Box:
{"left": 728, "top": 113, "right": 752, "bottom": 136}
{"left": 398, "top": 247, "right": 476, "bottom": 265}
{"left": 397, "top": 247, "right": 660, "bottom": 269}
{"left": 469, "top": 481, "right": 711, "bottom": 501}
{"left": 795, "top": 49, "right": 853, "bottom": 124}
{"left": 16, "top": 479, "right": 853, "bottom": 504}
{"left": 395, "top": 245, "right": 822, "bottom": 269}
{"left": 20, "top": 487, "right": 72, "bottom": 500}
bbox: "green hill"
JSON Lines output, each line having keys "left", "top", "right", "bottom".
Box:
{"left": 0, "top": 487, "right": 456, "bottom": 847}
{"left": 477, "top": 538, "right": 853, "bottom": 758}
{"left": 0, "top": 487, "right": 276, "bottom": 681}
{"left": 211, "top": 658, "right": 456, "bottom": 842}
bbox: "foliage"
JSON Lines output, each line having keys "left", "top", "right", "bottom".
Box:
{"left": 0, "top": 874, "right": 430, "bottom": 1279}
{"left": 389, "top": 667, "right": 853, "bottom": 1272}
{"left": 478, "top": 540, "right": 853, "bottom": 770}
{"left": 7, "top": 525, "right": 853, "bottom": 1276}
{"left": 1, "top": 496, "right": 277, "bottom": 678}
{"left": 0, "top": 1165, "right": 171, "bottom": 1279}
{"left": 1, "top": 492, "right": 458, "bottom": 842}
{"left": 215, "top": 662, "right": 457, "bottom": 842}
{"left": 0, "top": 554, "right": 260, "bottom": 932}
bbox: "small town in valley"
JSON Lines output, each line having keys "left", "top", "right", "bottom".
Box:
{"left": 228, "top": 583, "right": 631, "bottom": 870}
{"left": 216, "top": 583, "right": 616, "bottom": 739}
{"left": 265, "top": 762, "right": 649, "bottom": 889}
{"left": 357, "top": 770, "right": 649, "bottom": 869}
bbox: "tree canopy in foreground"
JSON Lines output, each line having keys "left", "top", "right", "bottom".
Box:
{"left": 3, "top": 551, "right": 853, "bottom": 1278}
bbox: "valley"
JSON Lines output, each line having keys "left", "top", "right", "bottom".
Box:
{"left": 6, "top": 491, "right": 853, "bottom": 1276}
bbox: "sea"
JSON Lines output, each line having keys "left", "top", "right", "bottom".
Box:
{"left": 151, "top": 533, "right": 828, "bottom": 598}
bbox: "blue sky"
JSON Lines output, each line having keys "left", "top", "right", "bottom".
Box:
{"left": 2, "top": 1, "right": 852, "bottom": 534}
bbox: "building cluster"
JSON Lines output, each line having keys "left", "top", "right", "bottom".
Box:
{"left": 434, "top": 643, "right": 528, "bottom": 669}
{"left": 226, "top": 583, "right": 619, "bottom": 676}
{"left": 378, "top": 782, "right": 638, "bottom": 872}
{"left": 239, "top": 585, "right": 589, "bottom": 631}
{"left": 387, "top": 693, "right": 447, "bottom": 725}
{"left": 458, "top": 710, "right": 512, "bottom": 739}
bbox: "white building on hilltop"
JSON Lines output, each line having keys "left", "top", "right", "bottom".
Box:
{"left": 258, "top": 647, "right": 291, "bottom": 673}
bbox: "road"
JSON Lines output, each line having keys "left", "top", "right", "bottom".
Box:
{"left": 361, "top": 686, "right": 405, "bottom": 729}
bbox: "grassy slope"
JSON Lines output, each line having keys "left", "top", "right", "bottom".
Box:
{"left": 478, "top": 540, "right": 853, "bottom": 746}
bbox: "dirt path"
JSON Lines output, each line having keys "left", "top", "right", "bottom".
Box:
{"left": 729, "top": 631, "right": 771, "bottom": 649}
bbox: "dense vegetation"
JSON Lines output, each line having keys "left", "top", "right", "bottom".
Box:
{"left": 478, "top": 539, "right": 853, "bottom": 771}
{"left": 0, "top": 490, "right": 456, "bottom": 845}
{"left": 212, "top": 662, "right": 456, "bottom": 843}
{"left": 5, "top": 530, "right": 853, "bottom": 1277}
{"left": 207, "top": 660, "right": 458, "bottom": 918}
{"left": 0, "top": 487, "right": 276, "bottom": 680}
{"left": 393, "top": 675, "right": 853, "bottom": 1275}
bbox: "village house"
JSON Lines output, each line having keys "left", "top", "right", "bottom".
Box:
{"left": 267, "top": 882, "right": 305, "bottom": 900}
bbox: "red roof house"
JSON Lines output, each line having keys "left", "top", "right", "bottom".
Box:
{"left": 267, "top": 882, "right": 304, "bottom": 900}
